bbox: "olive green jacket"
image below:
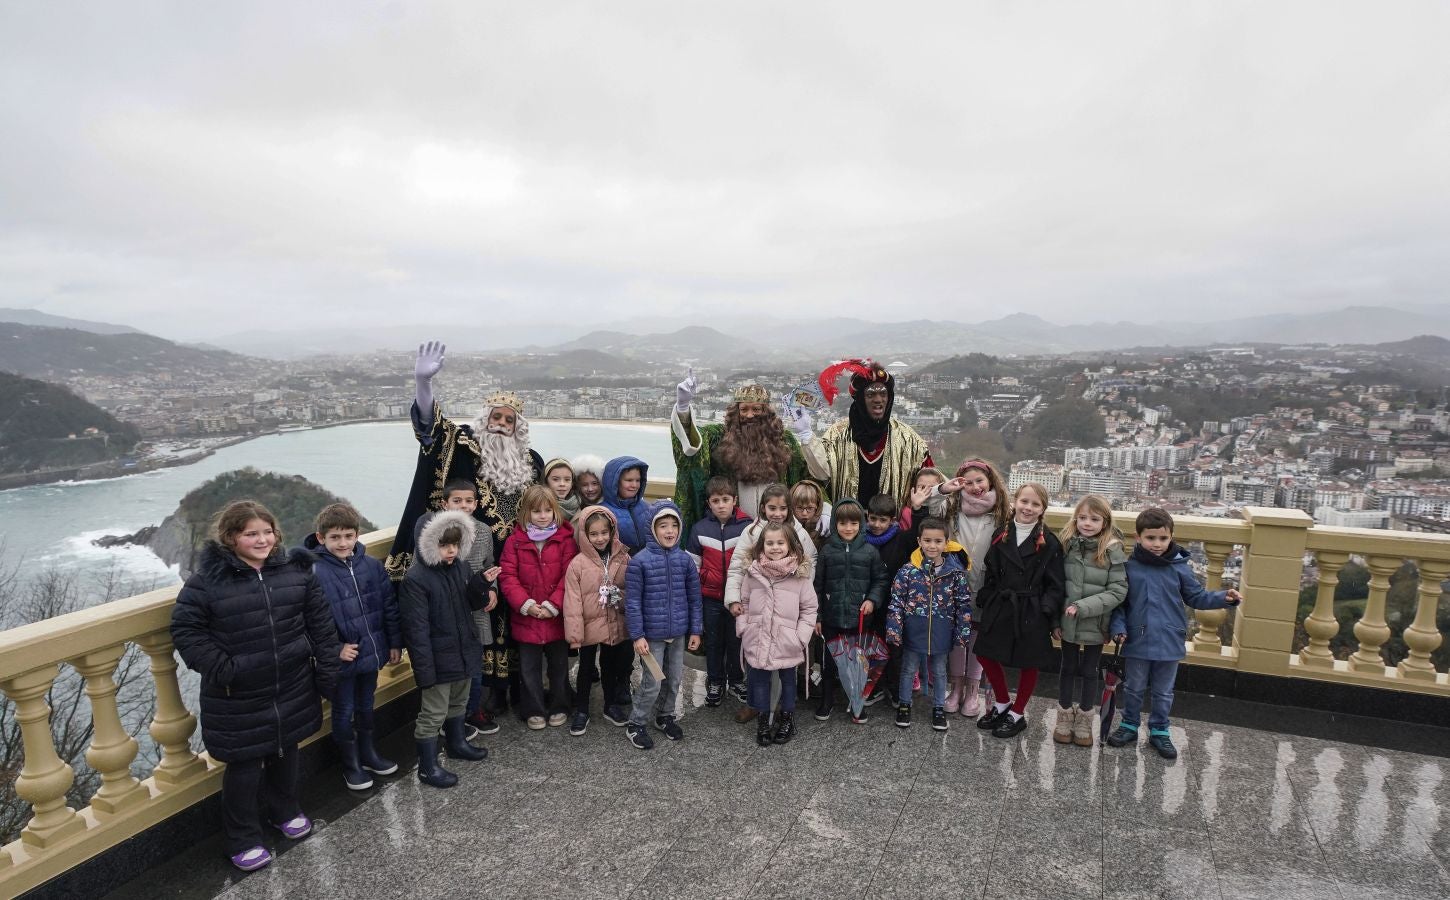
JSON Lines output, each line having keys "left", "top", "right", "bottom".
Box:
{"left": 1058, "top": 534, "right": 1128, "bottom": 645}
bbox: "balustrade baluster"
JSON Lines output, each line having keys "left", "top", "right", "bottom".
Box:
{"left": 1300, "top": 551, "right": 1349, "bottom": 668}
{"left": 1397, "top": 560, "right": 1450, "bottom": 681}
{"left": 135, "top": 630, "right": 208, "bottom": 787}
{"left": 1192, "top": 542, "right": 1234, "bottom": 652}
{"left": 0, "top": 665, "right": 86, "bottom": 848}
{"left": 1349, "top": 555, "right": 1400, "bottom": 674}
{"left": 70, "top": 645, "right": 147, "bottom": 817}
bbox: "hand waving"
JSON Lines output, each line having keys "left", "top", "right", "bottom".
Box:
{"left": 415, "top": 341, "right": 446, "bottom": 382}
{"left": 786, "top": 405, "right": 813, "bottom": 443}
{"left": 676, "top": 367, "right": 698, "bottom": 412}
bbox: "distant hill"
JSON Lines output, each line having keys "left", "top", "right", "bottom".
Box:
{"left": 1358, "top": 334, "right": 1450, "bottom": 364}
{"left": 558, "top": 325, "right": 789, "bottom": 367}
{"left": 0, "top": 324, "right": 252, "bottom": 379}
{"left": 139, "top": 467, "right": 377, "bottom": 577}
{"left": 0, "top": 372, "right": 142, "bottom": 474}
{"left": 0, "top": 308, "right": 144, "bottom": 336}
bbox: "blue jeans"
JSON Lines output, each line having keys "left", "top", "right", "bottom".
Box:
{"left": 900, "top": 649, "right": 948, "bottom": 707}
{"left": 630, "top": 637, "right": 686, "bottom": 726}
{"left": 702, "top": 598, "right": 744, "bottom": 687}
{"left": 1120, "top": 658, "right": 1179, "bottom": 732}
{"left": 747, "top": 665, "right": 798, "bottom": 713}
{"left": 331, "top": 670, "right": 378, "bottom": 739}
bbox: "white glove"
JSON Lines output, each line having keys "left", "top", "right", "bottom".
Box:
{"left": 675, "top": 367, "right": 698, "bottom": 413}
{"left": 785, "top": 406, "right": 814, "bottom": 444}
{"left": 816, "top": 502, "right": 833, "bottom": 536}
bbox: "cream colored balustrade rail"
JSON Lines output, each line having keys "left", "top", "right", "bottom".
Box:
{"left": 0, "top": 528, "right": 414, "bottom": 896}
{"left": 2, "top": 495, "right": 1448, "bottom": 895}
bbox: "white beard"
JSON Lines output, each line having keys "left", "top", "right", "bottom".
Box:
{"left": 474, "top": 417, "right": 534, "bottom": 494}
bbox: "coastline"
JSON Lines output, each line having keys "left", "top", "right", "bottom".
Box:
{"left": 1, "top": 415, "right": 670, "bottom": 491}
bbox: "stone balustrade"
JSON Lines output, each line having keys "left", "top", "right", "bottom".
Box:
{"left": 1, "top": 494, "right": 1447, "bottom": 896}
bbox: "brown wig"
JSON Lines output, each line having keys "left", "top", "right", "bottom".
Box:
{"left": 715, "top": 404, "right": 792, "bottom": 484}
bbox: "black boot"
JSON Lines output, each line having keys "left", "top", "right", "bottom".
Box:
{"left": 814, "top": 681, "right": 835, "bottom": 721}
{"left": 356, "top": 729, "right": 398, "bottom": 776}
{"left": 335, "top": 736, "right": 372, "bottom": 791}
{"left": 772, "top": 710, "right": 795, "bottom": 745}
{"left": 756, "top": 715, "right": 773, "bottom": 747}
{"left": 443, "top": 716, "right": 488, "bottom": 761}
{"left": 415, "top": 738, "right": 457, "bottom": 788}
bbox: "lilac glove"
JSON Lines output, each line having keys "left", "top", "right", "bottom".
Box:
{"left": 676, "top": 367, "right": 697, "bottom": 413}
{"left": 414, "top": 341, "right": 445, "bottom": 429}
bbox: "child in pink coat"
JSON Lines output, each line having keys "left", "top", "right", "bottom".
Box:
{"left": 734, "top": 521, "right": 818, "bottom": 747}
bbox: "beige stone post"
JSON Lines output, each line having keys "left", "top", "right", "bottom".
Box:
{"left": 70, "top": 645, "right": 147, "bottom": 818}
{"left": 1236, "top": 508, "right": 1312, "bottom": 676}
{"left": 0, "top": 665, "right": 86, "bottom": 848}
{"left": 1192, "top": 541, "right": 1235, "bottom": 652}
{"left": 1299, "top": 551, "right": 1349, "bottom": 668}
{"left": 1397, "top": 560, "right": 1449, "bottom": 681}
{"left": 136, "top": 630, "right": 208, "bottom": 788}
{"left": 1349, "top": 555, "right": 1400, "bottom": 674}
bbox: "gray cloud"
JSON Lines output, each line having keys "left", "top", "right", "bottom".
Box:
{"left": 3, "top": 1, "right": 1448, "bottom": 340}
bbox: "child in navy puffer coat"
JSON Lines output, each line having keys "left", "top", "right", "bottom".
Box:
{"left": 623, "top": 501, "right": 702, "bottom": 749}
{"left": 304, "top": 503, "right": 401, "bottom": 791}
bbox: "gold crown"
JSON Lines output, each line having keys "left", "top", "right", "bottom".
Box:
{"left": 486, "top": 391, "right": 524, "bottom": 415}
{"left": 733, "top": 384, "right": 770, "bottom": 405}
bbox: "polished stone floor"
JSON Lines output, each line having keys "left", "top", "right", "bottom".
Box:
{"left": 108, "top": 671, "right": 1450, "bottom": 900}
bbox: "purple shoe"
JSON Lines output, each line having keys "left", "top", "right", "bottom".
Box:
{"left": 230, "top": 846, "right": 272, "bottom": 871}
{"left": 271, "top": 814, "right": 313, "bottom": 839}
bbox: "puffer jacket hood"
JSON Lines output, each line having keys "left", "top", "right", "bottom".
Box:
{"left": 416, "top": 510, "right": 475, "bottom": 567}
{"left": 603, "top": 455, "right": 652, "bottom": 552}
{"left": 171, "top": 541, "right": 339, "bottom": 763}
{"left": 564, "top": 505, "right": 631, "bottom": 647}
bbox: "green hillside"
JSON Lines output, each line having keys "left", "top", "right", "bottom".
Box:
{"left": 0, "top": 323, "right": 250, "bottom": 379}
{"left": 0, "top": 372, "right": 142, "bottom": 473}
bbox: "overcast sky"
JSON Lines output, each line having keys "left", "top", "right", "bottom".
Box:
{"left": 2, "top": 1, "right": 1448, "bottom": 341}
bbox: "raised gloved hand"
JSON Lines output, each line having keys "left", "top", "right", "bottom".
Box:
{"left": 414, "top": 341, "right": 446, "bottom": 422}
{"left": 815, "top": 501, "right": 832, "bottom": 536}
{"left": 675, "top": 367, "right": 698, "bottom": 413}
{"left": 785, "top": 405, "right": 814, "bottom": 444}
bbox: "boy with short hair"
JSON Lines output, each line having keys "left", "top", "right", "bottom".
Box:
{"left": 685, "top": 476, "right": 752, "bottom": 707}
{"left": 864, "top": 493, "right": 919, "bottom": 704}
{"left": 401, "top": 511, "right": 489, "bottom": 788}
{"left": 813, "top": 498, "right": 887, "bottom": 723}
{"left": 421, "top": 480, "right": 503, "bottom": 736}
{"left": 304, "top": 502, "right": 402, "bottom": 790}
{"left": 624, "top": 501, "right": 703, "bottom": 750}
{"left": 1108, "top": 507, "right": 1243, "bottom": 759}
{"left": 885, "top": 518, "right": 972, "bottom": 731}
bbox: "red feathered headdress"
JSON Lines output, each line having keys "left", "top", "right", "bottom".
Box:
{"left": 817, "top": 358, "right": 888, "bottom": 405}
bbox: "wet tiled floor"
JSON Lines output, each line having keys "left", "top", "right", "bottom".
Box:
{"left": 107, "top": 672, "right": 1450, "bottom": 900}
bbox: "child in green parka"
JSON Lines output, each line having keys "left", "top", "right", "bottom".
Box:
{"left": 1052, "top": 494, "right": 1128, "bottom": 747}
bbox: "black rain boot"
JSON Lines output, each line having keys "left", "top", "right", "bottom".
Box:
{"left": 772, "top": 710, "right": 795, "bottom": 745}
{"left": 756, "top": 715, "right": 774, "bottom": 747}
{"left": 415, "top": 738, "right": 458, "bottom": 788}
{"left": 443, "top": 716, "right": 488, "bottom": 761}
{"left": 335, "top": 736, "right": 373, "bottom": 791}
{"left": 356, "top": 729, "right": 398, "bottom": 775}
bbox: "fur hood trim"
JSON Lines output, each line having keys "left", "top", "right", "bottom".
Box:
{"left": 417, "top": 510, "right": 475, "bottom": 566}
{"left": 571, "top": 454, "right": 606, "bottom": 481}
{"left": 198, "top": 541, "right": 312, "bottom": 581}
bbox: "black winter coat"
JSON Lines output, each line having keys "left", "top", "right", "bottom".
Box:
{"left": 303, "top": 535, "right": 402, "bottom": 677}
{"left": 814, "top": 535, "right": 888, "bottom": 630}
{"left": 171, "top": 543, "right": 340, "bottom": 763}
{"left": 972, "top": 522, "right": 1066, "bottom": 670}
{"left": 400, "top": 559, "right": 483, "bottom": 688}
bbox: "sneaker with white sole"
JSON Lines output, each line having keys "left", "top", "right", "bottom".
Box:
{"left": 230, "top": 846, "right": 272, "bottom": 872}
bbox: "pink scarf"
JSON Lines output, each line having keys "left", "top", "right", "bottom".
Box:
{"left": 754, "top": 556, "right": 799, "bottom": 580}
{"left": 957, "top": 490, "right": 997, "bottom": 519}
{"left": 525, "top": 523, "right": 559, "bottom": 542}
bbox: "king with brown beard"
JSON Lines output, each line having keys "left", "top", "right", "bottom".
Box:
{"left": 670, "top": 373, "right": 813, "bottom": 531}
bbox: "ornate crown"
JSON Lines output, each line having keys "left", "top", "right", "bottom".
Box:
{"left": 485, "top": 391, "right": 524, "bottom": 415}
{"left": 732, "top": 383, "right": 770, "bottom": 405}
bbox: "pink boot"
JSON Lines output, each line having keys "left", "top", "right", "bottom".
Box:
{"left": 960, "top": 682, "right": 982, "bottom": 718}
{"left": 944, "top": 677, "right": 963, "bottom": 714}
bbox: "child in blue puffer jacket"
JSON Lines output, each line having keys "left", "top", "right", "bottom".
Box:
{"left": 886, "top": 518, "right": 972, "bottom": 732}
{"left": 304, "top": 503, "right": 401, "bottom": 791}
{"left": 624, "top": 501, "right": 702, "bottom": 750}
{"left": 1107, "top": 507, "right": 1242, "bottom": 760}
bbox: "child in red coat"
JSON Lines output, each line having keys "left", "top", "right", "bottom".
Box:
{"left": 499, "top": 485, "right": 578, "bottom": 729}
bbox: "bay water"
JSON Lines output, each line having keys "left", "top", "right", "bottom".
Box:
{"left": 0, "top": 420, "right": 675, "bottom": 598}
